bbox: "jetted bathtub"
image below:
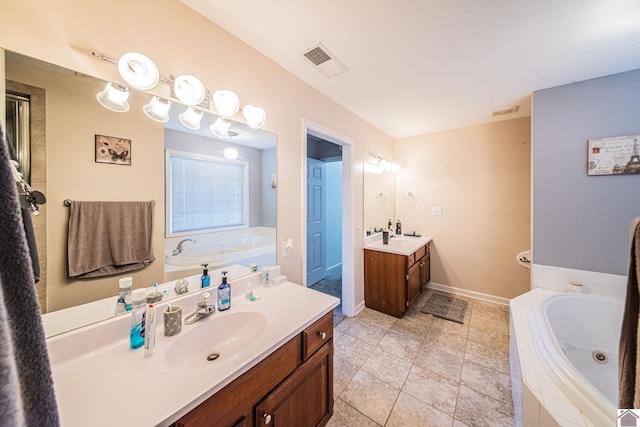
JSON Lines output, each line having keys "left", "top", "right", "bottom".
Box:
{"left": 165, "top": 227, "right": 276, "bottom": 268}
{"left": 528, "top": 293, "right": 622, "bottom": 426}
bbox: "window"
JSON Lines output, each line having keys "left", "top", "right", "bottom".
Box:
{"left": 166, "top": 150, "right": 248, "bottom": 236}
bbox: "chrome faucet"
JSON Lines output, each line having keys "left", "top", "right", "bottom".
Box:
{"left": 172, "top": 238, "right": 197, "bottom": 256}
{"left": 184, "top": 292, "right": 215, "bottom": 325}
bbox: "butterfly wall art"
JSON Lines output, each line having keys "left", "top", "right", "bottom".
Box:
{"left": 95, "top": 134, "right": 132, "bottom": 166}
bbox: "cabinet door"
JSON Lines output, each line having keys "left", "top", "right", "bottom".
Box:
{"left": 407, "top": 261, "right": 421, "bottom": 306}
{"left": 364, "top": 249, "right": 407, "bottom": 318}
{"left": 256, "top": 342, "right": 333, "bottom": 427}
{"left": 420, "top": 254, "right": 430, "bottom": 288}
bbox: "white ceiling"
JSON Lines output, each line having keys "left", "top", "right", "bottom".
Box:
{"left": 182, "top": 0, "right": 640, "bottom": 139}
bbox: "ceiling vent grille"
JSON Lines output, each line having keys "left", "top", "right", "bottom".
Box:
{"left": 302, "top": 42, "right": 349, "bottom": 78}
{"left": 304, "top": 47, "right": 332, "bottom": 66}
{"left": 491, "top": 106, "right": 520, "bottom": 117}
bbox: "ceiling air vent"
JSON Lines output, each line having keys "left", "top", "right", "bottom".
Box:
{"left": 302, "top": 42, "right": 349, "bottom": 78}
{"left": 491, "top": 106, "right": 520, "bottom": 117}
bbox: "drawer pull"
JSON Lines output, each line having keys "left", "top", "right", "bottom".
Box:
{"left": 264, "top": 414, "right": 272, "bottom": 424}
{"left": 319, "top": 331, "right": 327, "bottom": 339}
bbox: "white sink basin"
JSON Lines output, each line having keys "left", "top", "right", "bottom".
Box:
{"left": 165, "top": 311, "right": 269, "bottom": 369}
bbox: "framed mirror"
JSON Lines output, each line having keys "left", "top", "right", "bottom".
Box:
{"left": 363, "top": 164, "right": 395, "bottom": 235}
{"left": 3, "top": 49, "right": 277, "bottom": 336}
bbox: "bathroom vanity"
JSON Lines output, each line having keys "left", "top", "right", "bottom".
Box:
{"left": 45, "top": 271, "right": 339, "bottom": 427}
{"left": 364, "top": 235, "right": 432, "bottom": 318}
{"left": 175, "top": 311, "right": 333, "bottom": 426}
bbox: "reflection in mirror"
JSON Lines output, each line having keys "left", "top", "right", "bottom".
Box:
{"left": 363, "top": 163, "right": 396, "bottom": 236}
{"left": 3, "top": 49, "right": 276, "bottom": 337}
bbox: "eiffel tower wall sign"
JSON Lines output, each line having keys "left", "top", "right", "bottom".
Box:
{"left": 587, "top": 134, "right": 640, "bottom": 176}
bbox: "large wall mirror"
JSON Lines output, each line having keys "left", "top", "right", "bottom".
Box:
{"left": 363, "top": 165, "right": 396, "bottom": 235}
{"left": 3, "top": 49, "right": 277, "bottom": 336}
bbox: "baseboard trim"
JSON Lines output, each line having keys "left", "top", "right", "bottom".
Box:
{"left": 353, "top": 300, "right": 365, "bottom": 317}
{"left": 327, "top": 263, "right": 342, "bottom": 274}
{"left": 427, "top": 282, "right": 510, "bottom": 306}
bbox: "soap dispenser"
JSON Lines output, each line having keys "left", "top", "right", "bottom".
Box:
{"left": 217, "top": 271, "right": 231, "bottom": 311}
{"left": 201, "top": 263, "right": 211, "bottom": 288}
{"left": 396, "top": 219, "right": 402, "bottom": 235}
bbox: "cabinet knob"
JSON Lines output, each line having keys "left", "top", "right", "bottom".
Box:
{"left": 319, "top": 331, "right": 327, "bottom": 339}
{"left": 264, "top": 414, "right": 272, "bottom": 424}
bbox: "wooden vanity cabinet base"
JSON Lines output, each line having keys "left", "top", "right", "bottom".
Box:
{"left": 364, "top": 243, "right": 431, "bottom": 318}
{"left": 174, "top": 311, "right": 334, "bottom": 427}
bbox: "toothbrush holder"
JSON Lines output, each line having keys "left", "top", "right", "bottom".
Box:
{"left": 164, "top": 305, "right": 183, "bottom": 337}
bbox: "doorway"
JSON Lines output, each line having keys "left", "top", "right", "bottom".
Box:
{"left": 306, "top": 136, "right": 343, "bottom": 320}
{"left": 303, "top": 119, "right": 355, "bottom": 321}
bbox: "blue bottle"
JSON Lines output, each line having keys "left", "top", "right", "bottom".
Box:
{"left": 129, "top": 289, "right": 147, "bottom": 350}
{"left": 217, "top": 271, "right": 231, "bottom": 311}
{"left": 201, "top": 263, "right": 211, "bottom": 288}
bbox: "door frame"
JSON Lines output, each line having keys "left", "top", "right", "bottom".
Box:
{"left": 302, "top": 119, "right": 355, "bottom": 317}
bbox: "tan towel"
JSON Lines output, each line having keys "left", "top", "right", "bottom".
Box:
{"left": 619, "top": 217, "right": 640, "bottom": 408}
{"left": 67, "top": 201, "right": 155, "bottom": 279}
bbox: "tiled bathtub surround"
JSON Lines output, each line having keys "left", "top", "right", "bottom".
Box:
{"left": 510, "top": 288, "right": 602, "bottom": 427}
{"left": 328, "top": 289, "right": 514, "bottom": 426}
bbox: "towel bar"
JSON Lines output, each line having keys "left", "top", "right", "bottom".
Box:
{"left": 63, "top": 199, "right": 155, "bottom": 206}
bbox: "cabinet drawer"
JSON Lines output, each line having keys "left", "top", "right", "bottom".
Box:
{"left": 407, "top": 252, "right": 416, "bottom": 267}
{"left": 303, "top": 311, "right": 333, "bottom": 360}
{"left": 414, "top": 245, "right": 426, "bottom": 260}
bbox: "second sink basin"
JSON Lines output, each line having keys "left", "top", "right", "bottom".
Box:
{"left": 164, "top": 310, "right": 269, "bottom": 370}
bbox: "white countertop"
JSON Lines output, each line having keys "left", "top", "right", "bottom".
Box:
{"left": 46, "top": 275, "right": 339, "bottom": 427}
{"left": 363, "top": 233, "right": 432, "bottom": 256}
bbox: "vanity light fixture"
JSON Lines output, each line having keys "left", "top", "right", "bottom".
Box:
{"left": 242, "top": 105, "right": 267, "bottom": 129}
{"left": 91, "top": 50, "right": 268, "bottom": 130}
{"left": 210, "top": 117, "right": 231, "bottom": 138}
{"left": 364, "top": 157, "right": 401, "bottom": 174}
{"left": 96, "top": 82, "right": 130, "bottom": 112}
{"left": 117, "top": 52, "right": 159, "bottom": 90}
{"left": 143, "top": 96, "right": 172, "bottom": 122}
{"left": 178, "top": 107, "right": 203, "bottom": 130}
{"left": 213, "top": 90, "right": 240, "bottom": 118}
{"left": 223, "top": 147, "right": 239, "bottom": 160}
{"left": 173, "top": 75, "right": 206, "bottom": 106}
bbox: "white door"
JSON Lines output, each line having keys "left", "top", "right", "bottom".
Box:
{"left": 307, "top": 158, "right": 326, "bottom": 286}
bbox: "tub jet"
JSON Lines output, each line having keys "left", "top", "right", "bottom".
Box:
{"left": 592, "top": 351, "right": 607, "bottom": 364}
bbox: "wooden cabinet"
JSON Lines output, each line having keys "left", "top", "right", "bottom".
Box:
{"left": 364, "top": 242, "right": 430, "bottom": 318}
{"left": 419, "top": 244, "right": 430, "bottom": 288}
{"left": 256, "top": 343, "right": 332, "bottom": 427}
{"left": 174, "top": 311, "right": 333, "bottom": 427}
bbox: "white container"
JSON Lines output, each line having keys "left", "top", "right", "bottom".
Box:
{"left": 143, "top": 304, "right": 157, "bottom": 357}
{"left": 568, "top": 281, "right": 584, "bottom": 293}
{"left": 119, "top": 277, "right": 133, "bottom": 310}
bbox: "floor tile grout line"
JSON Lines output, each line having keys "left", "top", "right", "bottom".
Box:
{"left": 324, "top": 284, "right": 515, "bottom": 426}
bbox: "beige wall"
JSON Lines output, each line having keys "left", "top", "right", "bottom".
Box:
{"left": 0, "top": 0, "right": 394, "bottom": 310}
{"left": 395, "top": 117, "right": 531, "bottom": 299}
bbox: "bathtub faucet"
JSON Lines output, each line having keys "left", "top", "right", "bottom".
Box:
{"left": 173, "top": 238, "right": 197, "bottom": 256}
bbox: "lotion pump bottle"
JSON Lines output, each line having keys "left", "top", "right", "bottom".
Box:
{"left": 217, "top": 271, "right": 231, "bottom": 311}
{"left": 201, "top": 263, "right": 210, "bottom": 288}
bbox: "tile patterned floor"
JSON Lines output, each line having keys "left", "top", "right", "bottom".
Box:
{"left": 310, "top": 266, "right": 346, "bottom": 324}
{"left": 327, "top": 289, "right": 514, "bottom": 427}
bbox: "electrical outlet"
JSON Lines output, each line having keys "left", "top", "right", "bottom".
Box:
{"left": 432, "top": 207, "right": 442, "bottom": 216}
{"left": 282, "top": 238, "right": 293, "bottom": 257}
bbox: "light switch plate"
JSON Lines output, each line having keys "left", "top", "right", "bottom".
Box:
{"left": 282, "top": 241, "right": 291, "bottom": 257}
{"left": 432, "top": 207, "right": 442, "bottom": 216}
